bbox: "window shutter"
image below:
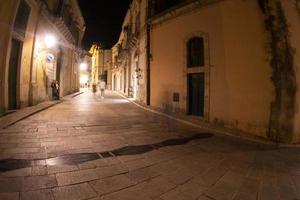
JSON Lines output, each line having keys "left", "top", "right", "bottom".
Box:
{"left": 187, "top": 37, "right": 204, "bottom": 68}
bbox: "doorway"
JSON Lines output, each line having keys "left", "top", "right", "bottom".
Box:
{"left": 124, "top": 68, "right": 127, "bottom": 93}
{"left": 113, "top": 74, "right": 117, "bottom": 91}
{"left": 56, "top": 48, "right": 62, "bottom": 82}
{"left": 8, "top": 39, "right": 22, "bottom": 110}
{"left": 188, "top": 73, "right": 205, "bottom": 116}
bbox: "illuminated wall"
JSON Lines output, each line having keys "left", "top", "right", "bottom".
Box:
{"left": 150, "top": 0, "right": 274, "bottom": 140}
{"left": 0, "top": 0, "right": 85, "bottom": 114}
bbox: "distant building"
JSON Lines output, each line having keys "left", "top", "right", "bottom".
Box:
{"left": 113, "top": 0, "right": 300, "bottom": 143}
{"left": 89, "top": 44, "right": 112, "bottom": 88}
{"left": 111, "top": 0, "right": 146, "bottom": 99}
{"left": 89, "top": 44, "right": 100, "bottom": 86}
{"left": 0, "top": 0, "right": 85, "bottom": 115}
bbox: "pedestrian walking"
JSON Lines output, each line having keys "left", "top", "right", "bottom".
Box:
{"left": 99, "top": 80, "right": 106, "bottom": 98}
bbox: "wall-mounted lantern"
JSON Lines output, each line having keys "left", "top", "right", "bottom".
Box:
{"left": 80, "top": 63, "right": 87, "bottom": 71}
{"left": 44, "top": 34, "right": 57, "bottom": 48}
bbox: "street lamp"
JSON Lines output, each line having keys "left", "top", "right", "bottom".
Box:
{"left": 80, "top": 75, "right": 89, "bottom": 85}
{"left": 80, "top": 63, "right": 88, "bottom": 71}
{"left": 44, "top": 34, "right": 57, "bottom": 48}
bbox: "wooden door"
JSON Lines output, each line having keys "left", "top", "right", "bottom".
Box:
{"left": 8, "top": 39, "right": 22, "bottom": 110}
{"left": 188, "top": 73, "right": 205, "bottom": 116}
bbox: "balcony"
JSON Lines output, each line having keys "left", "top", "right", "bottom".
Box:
{"left": 43, "top": 1, "right": 80, "bottom": 45}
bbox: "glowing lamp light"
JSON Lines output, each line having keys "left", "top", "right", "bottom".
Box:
{"left": 80, "top": 75, "right": 89, "bottom": 84}
{"left": 44, "top": 35, "right": 57, "bottom": 48}
{"left": 80, "top": 63, "right": 88, "bottom": 71}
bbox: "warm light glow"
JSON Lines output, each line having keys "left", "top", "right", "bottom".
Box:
{"left": 36, "top": 40, "right": 41, "bottom": 50}
{"left": 80, "top": 75, "right": 89, "bottom": 84}
{"left": 80, "top": 63, "right": 88, "bottom": 71}
{"left": 44, "top": 34, "right": 57, "bottom": 48}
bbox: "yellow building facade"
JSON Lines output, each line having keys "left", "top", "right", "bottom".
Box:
{"left": 149, "top": 0, "right": 300, "bottom": 143}
{"left": 112, "top": 0, "right": 148, "bottom": 100}
{"left": 113, "top": 0, "right": 300, "bottom": 143}
{"left": 89, "top": 44, "right": 112, "bottom": 88}
{"left": 89, "top": 44, "right": 100, "bottom": 85}
{"left": 0, "top": 0, "right": 85, "bottom": 115}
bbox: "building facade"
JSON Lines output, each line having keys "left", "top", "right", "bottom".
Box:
{"left": 113, "top": 0, "right": 300, "bottom": 143}
{"left": 0, "top": 0, "right": 85, "bottom": 115}
{"left": 89, "top": 44, "right": 100, "bottom": 86}
{"left": 89, "top": 44, "right": 112, "bottom": 89}
{"left": 111, "top": 0, "right": 148, "bottom": 100}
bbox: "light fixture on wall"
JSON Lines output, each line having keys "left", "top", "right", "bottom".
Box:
{"left": 80, "top": 63, "right": 88, "bottom": 71}
{"left": 44, "top": 34, "right": 57, "bottom": 48}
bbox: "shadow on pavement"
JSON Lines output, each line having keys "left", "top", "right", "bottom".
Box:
{"left": 0, "top": 133, "right": 213, "bottom": 172}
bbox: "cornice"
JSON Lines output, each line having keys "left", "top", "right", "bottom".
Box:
{"left": 151, "top": 0, "right": 223, "bottom": 27}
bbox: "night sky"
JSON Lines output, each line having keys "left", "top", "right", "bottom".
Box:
{"left": 78, "top": 0, "right": 132, "bottom": 50}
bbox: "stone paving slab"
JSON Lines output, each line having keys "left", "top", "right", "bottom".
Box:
{"left": 0, "top": 91, "right": 300, "bottom": 199}
{"left": 52, "top": 183, "right": 97, "bottom": 200}
{"left": 0, "top": 91, "right": 83, "bottom": 130}
{"left": 0, "top": 101, "right": 62, "bottom": 130}
{"left": 21, "top": 189, "right": 54, "bottom": 200}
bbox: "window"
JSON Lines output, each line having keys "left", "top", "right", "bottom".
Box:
{"left": 187, "top": 37, "right": 204, "bottom": 68}
{"left": 14, "top": 0, "right": 31, "bottom": 37}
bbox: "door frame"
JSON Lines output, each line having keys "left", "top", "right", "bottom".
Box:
{"left": 7, "top": 37, "right": 23, "bottom": 110}
{"left": 183, "top": 31, "right": 210, "bottom": 121}
{"left": 187, "top": 72, "right": 205, "bottom": 117}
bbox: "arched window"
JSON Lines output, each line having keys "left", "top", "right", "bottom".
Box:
{"left": 187, "top": 37, "right": 204, "bottom": 68}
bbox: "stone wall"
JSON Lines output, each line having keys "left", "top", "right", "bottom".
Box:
{"left": 0, "top": 0, "right": 84, "bottom": 115}
{"left": 150, "top": 0, "right": 274, "bottom": 139}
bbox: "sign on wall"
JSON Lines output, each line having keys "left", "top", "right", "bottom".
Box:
{"left": 46, "top": 53, "right": 54, "bottom": 62}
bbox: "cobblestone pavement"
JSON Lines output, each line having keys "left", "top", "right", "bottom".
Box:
{"left": 0, "top": 90, "right": 300, "bottom": 200}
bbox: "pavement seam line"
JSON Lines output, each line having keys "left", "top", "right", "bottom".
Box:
{"left": 87, "top": 181, "right": 100, "bottom": 198}
{"left": 98, "top": 174, "right": 163, "bottom": 198}
{"left": 71, "top": 92, "right": 84, "bottom": 98}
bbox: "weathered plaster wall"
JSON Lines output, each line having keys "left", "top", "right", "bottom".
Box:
{"left": 19, "top": 1, "right": 39, "bottom": 108}
{"left": 281, "top": 1, "right": 300, "bottom": 142}
{"left": 150, "top": 0, "right": 273, "bottom": 138}
{"left": 136, "top": 0, "right": 148, "bottom": 104}
{"left": 216, "top": 0, "right": 273, "bottom": 136}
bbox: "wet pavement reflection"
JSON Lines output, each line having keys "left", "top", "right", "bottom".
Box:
{"left": 0, "top": 133, "right": 213, "bottom": 172}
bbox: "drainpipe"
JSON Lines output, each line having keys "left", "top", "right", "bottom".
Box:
{"left": 146, "top": 0, "right": 152, "bottom": 105}
{"left": 29, "top": 1, "right": 43, "bottom": 106}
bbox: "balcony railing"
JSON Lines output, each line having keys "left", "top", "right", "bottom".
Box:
{"left": 43, "top": 0, "right": 80, "bottom": 45}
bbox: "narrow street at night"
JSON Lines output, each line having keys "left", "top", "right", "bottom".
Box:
{"left": 0, "top": 91, "right": 299, "bottom": 199}
{"left": 1, "top": 0, "right": 300, "bottom": 199}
